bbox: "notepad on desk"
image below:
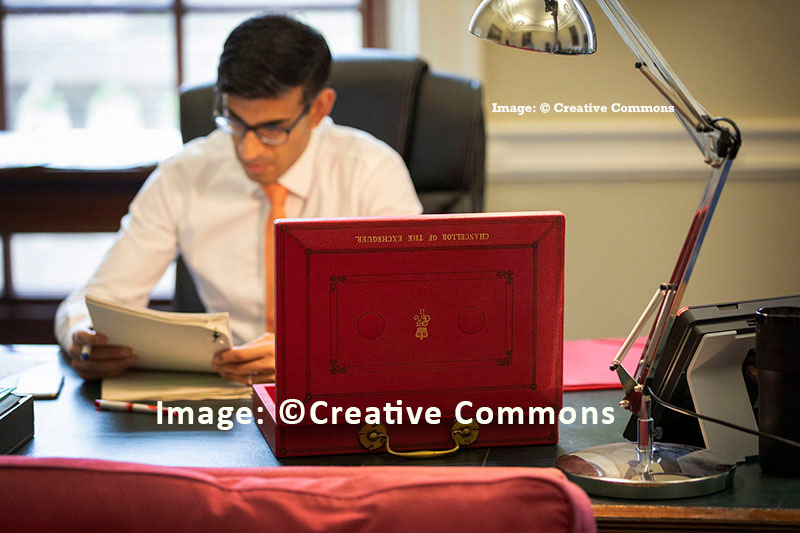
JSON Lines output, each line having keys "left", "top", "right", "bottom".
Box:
{"left": 86, "top": 294, "right": 232, "bottom": 373}
{"left": 102, "top": 370, "right": 250, "bottom": 401}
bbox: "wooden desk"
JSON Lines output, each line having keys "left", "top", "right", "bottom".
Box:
{"left": 10, "top": 345, "right": 800, "bottom": 531}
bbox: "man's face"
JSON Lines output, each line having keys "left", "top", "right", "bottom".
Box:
{"left": 224, "top": 86, "right": 333, "bottom": 185}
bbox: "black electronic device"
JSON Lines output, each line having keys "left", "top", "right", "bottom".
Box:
{"left": 0, "top": 392, "right": 34, "bottom": 454}
{"left": 623, "top": 294, "right": 800, "bottom": 461}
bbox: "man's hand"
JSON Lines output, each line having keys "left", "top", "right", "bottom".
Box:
{"left": 213, "top": 332, "right": 275, "bottom": 385}
{"left": 67, "top": 328, "right": 137, "bottom": 380}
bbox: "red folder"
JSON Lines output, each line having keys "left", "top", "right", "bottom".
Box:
{"left": 562, "top": 337, "right": 645, "bottom": 391}
{"left": 255, "top": 212, "right": 565, "bottom": 457}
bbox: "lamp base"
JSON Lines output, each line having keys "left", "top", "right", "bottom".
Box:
{"left": 556, "top": 442, "right": 735, "bottom": 499}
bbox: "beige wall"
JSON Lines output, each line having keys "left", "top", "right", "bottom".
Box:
{"left": 408, "top": 0, "right": 800, "bottom": 340}
{"left": 482, "top": 0, "right": 800, "bottom": 126}
{"left": 486, "top": 178, "right": 800, "bottom": 340}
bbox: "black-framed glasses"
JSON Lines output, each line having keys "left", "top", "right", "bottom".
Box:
{"left": 213, "top": 95, "right": 311, "bottom": 146}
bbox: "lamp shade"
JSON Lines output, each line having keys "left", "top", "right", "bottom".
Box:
{"left": 468, "top": 0, "right": 596, "bottom": 54}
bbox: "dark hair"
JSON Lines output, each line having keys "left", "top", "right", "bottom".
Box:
{"left": 217, "top": 14, "right": 331, "bottom": 104}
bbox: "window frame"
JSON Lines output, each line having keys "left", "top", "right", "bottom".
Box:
{"left": 0, "top": 0, "right": 387, "bottom": 131}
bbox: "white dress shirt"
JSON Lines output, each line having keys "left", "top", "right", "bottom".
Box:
{"left": 55, "top": 117, "right": 422, "bottom": 350}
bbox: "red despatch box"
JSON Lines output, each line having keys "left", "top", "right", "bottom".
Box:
{"left": 254, "top": 212, "right": 564, "bottom": 458}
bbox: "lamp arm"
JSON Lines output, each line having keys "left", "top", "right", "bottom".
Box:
{"left": 623, "top": 155, "right": 736, "bottom": 400}
{"left": 610, "top": 140, "right": 739, "bottom": 413}
{"left": 593, "top": 0, "right": 733, "bottom": 166}
{"left": 590, "top": 0, "right": 743, "bottom": 413}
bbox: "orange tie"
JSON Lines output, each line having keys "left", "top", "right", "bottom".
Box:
{"left": 263, "top": 183, "right": 289, "bottom": 333}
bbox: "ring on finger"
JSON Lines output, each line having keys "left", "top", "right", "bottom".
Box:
{"left": 247, "top": 371, "right": 258, "bottom": 386}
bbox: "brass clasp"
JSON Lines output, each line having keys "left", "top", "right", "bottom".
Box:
{"left": 357, "top": 420, "right": 480, "bottom": 458}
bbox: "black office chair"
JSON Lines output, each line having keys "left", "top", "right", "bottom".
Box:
{"left": 175, "top": 49, "right": 486, "bottom": 313}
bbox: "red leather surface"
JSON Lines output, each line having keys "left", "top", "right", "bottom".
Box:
{"left": 255, "top": 383, "right": 562, "bottom": 457}
{"left": 0, "top": 456, "right": 596, "bottom": 533}
{"left": 265, "top": 213, "right": 565, "bottom": 456}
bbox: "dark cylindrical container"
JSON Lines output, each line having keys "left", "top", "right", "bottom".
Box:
{"left": 756, "top": 306, "right": 800, "bottom": 475}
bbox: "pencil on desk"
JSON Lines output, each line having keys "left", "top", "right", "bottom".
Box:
{"left": 0, "top": 386, "right": 16, "bottom": 402}
{"left": 94, "top": 399, "right": 174, "bottom": 416}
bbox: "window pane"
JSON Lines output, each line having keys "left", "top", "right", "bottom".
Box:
{"left": 6, "top": 13, "right": 176, "bottom": 131}
{"left": 300, "top": 9, "right": 362, "bottom": 54}
{"left": 183, "top": 9, "right": 362, "bottom": 86}
{"left": 0, "top": 128, "right": 182, "bottom": 169}
{"left": 11, "top": 233, "right": 175, "bottom": 299}
{"left": 185, "top": 0, "right": 359, "bottom": 7}
{"left": 183, "top": 10, "right": 260, "bottom": 87}
{"left": 5, "top": 1, "right": 170, "bottom": 7}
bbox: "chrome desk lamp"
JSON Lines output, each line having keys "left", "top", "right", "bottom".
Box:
{"left": 469, "top": 0, "right": 742, "bottom": 499}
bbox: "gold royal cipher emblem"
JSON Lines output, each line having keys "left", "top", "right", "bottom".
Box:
{"left": 414, "top": 309, "right": 430, "bottom": 340}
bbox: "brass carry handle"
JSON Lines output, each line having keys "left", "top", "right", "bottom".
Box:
{"left": 358, "top": 420, "right": 480, "bottom": 458}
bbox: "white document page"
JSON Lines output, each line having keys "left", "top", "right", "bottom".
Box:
{"left": 86, "top": 294, "right": 232, "bottom": 373}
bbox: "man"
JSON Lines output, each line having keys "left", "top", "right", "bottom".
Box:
{"left": 55, "top": 14, "right": 422, "bottom": 383}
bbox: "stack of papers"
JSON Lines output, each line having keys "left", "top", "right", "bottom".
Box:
{"left": 102, "top": 370, "right": 250, "bottom": 401}
{"left": 86, "top": 295, "right": 250, "bottom": 401}
{"left": 86, "top": 294, "right": 232, "bottom": 373}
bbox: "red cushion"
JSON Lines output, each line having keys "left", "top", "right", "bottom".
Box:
{"left": 0, "top": 456, "right": 595, "bottom": 532}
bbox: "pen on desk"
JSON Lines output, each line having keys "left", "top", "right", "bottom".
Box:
{"left": 94, "top": 399, "right": 175, "bottom": 416}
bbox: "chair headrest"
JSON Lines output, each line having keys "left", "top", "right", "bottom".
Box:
{"left": 180, "top": 51, "right": 429, "bottom": 161}
{"left": 329, "top": 51, "right": 428, "bottom": 160}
